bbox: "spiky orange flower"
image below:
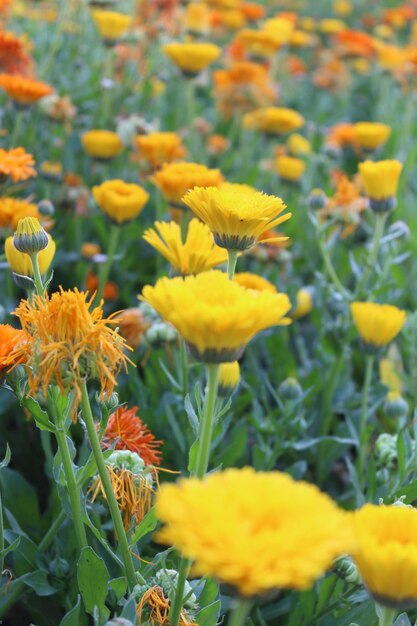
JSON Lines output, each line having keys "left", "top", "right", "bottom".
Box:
{"left": 0, "top": 197, "right": 39, "bottom": 229}
{"left": 102, "top": 406, "right": 163, "bottom": 466}
{"left": 137, "top": 586, "right": 197, "bottom": 626}
{"left": 0, "top": 74, "right": 53, "bottom": 105}
{"left": 0, "top": 324, "right": 28, "bottom": 372}
{"left": 0, "top": 31, "right": 32, "bottom": 75}
{"left": 0, "top": 147, "right": 36, "bottom": 182}
{"left": 10, "top": 288, "right": 131, "bottom": 416}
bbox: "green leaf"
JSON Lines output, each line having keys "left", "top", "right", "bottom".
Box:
{"left": 21, "top": 570, "right": 57, "bottom": 596}
{"left": 59, "top": 596, "right": 82, "bottom": 626}
{"left": 0, "top": 469, "right": 40, "bottom": 535}
{"left": 130, "top": 507, "right": 157, "bottom": 545}
{"left": 197, "top": 578, "right": 219, "bottom": 608}
{"left": 0, "top": 535, "right": 20, "bottom": 559}
{"left": 20, "top": 397, "right": 55, "bottom": 433}
{"left": 0, "top": 444, "right": 11, "bottom": 469}
{"left": 120, "top": 596, "right": 137, "bottom": 621}
{"left": 109, "top": 577, "right": 127, "bottom": 601}
{"left": 77, "top": 547, "right": 109, "bottom": 616}
{"left": 197, "top": 600, "right": 221, "bottom": 626}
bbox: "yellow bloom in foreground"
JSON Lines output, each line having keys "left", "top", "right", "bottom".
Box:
{"left": 155, "top": 467, "right": 353, "bottom": 596}
{"left": 351, "top": 302, "right": 406, "bottom": 348}
{"left": 353, "top": 122, "right": 391, "bottom": 151}
{"left": 93, "top": 180, "right": 149, "bottom": 224}
{"left": 352, "top": 504, "right": 417, "bottom": 608}
{"left": 91, "top": 10, "right": 131, "bottom": 42}
{"left": 152, "top": 162, "right": 223, "bottom": 205}
{"left": 162, "top": 42, "right": 221, "bottom": 74}
{"left": 82, "top": 130, "right": 123, "bottom": 160}
{"left": 143, "top": 219, "right": 228, "bottom": 275}
{"left": 359, "top": 160, "right": 402, "bottom": 209}
{"left": 5, "top": 234, "right": 55, "bottom": 276}
{"left": 276, "top": 155, "right": 306, "bottom": 182}
{"left": 182, "top": 186, "right": 291, "bottom": 251}
{"left": 234, "top": 272, "right": 276, "bottom": 292}
{"left": 243, "top": 107, "right": 305, "bottom": 134}
{"left": 140, "top": 270, "right": 291, "bottom": 362}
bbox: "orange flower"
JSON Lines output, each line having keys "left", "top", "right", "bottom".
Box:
{"left": 134, "top": 132, "right": 186, "bottom": 170}
{"left": 0, "top": 30, "right": 32, "bottom": 75}
{"left": 334, "top": 29, "right": 376, "bottom": 58}
{"left": 0, "top": 324, "right": 28, "bottom": 372}
{"left": 325, "top": 123, "right": 358, "bottom": 150}
{"left": 214, "top": 61, "right": 275, "bottom": 117}
{"left": 85, "top": 271, "right": 119, "bottom": 301}
{"left": 0, "top": 74, "right": 53, "bottom": 105}
{"left": 0, "top": 197, "right": 39, "bottom": 229}
{"left": 320, "top": 172, "right": 367, "bottom": 238}
{"left": 240, "top": 2, "right": 266, "bottom": 21}
{"left": 101, "top": 406, "right": 163, "bottom": 466}
{"left": 0, "top": 147, "right": 36, "bottom": 182}
{"left": 117, "top": 307, "right": 150, "bottom": 349}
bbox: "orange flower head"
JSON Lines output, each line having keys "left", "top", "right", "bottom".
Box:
{"left": 325, "top": 123, "right": 358, "bottom": 150}
{"left": 0, "top": 147, "right": 36, "bottom": 183}
{"left": 117, "top": 307, "right": 150, "bottom": 349}
{"left": 85, "top": 271, "right": 119, "bottom": 301}
{"left": 0, "top": 324, "right": 28, "bottom": 372}
{"left": 135, "top": 132, "right": 186, "bottom": 170}
{"left": 152, "top": 161, "right": 223, "bottom": 205}
{"left": 102, "top": 405, "right": 163, "bottom": 466}
{"left": 0, "top": 197, "right": 39, "bottom": 230}
{"left": 0, "top": 74, "right": 53, "bottom": 105}
{"left": 0, "top": 30, "right": 32, "bottom": 75}
{"left": 334, "top": 29, "right": 376, "bottom": 58}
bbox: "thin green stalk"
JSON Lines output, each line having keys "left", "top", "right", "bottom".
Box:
{"left": 29, "top": 252, "right": 45, "bottom": 298}
{"left": 169, "top": 556, "right": 191, "bottom": 626}
{"left": 194, "top": 364, "right": 220, "bottom": 478}
{"left": 318, "top": 237, "right": 350, "bottom": 300}
{"left": 180, "top": 210, "right": 189, "bottom": 242}
{"left": 100, "top": 48, "right": 115, "bottom": 126}
{"left": 227, "top": 250, "right": 238, "bottom": 281}
{"left": 320, "top": 351, "right": 345, "bottom": 437}
{"left": 38, "top": 510, "right": 67, "bottom": 552}
{"left": 228, "top": 598, "right": 252, "bottom": 626}
{"left": 378, "top": 606, "right": 397, "bottom": 626}
{"left": 0, "top": 490, "right": 4, "bottom": 577}
{"left": 80, "top": 382, "right": 138, "bottom": 591}
{"left": 357, "top": 354, "right": 375, "bottom": 483}
{"left": 10, "top": 108, "right": 25, "bottom": 147}
{"left": 94, "top": 224, "right": 121, "bottom": 306}
{"left": 355, "top": 213, "right": 387, "bottom": 297}
{"left": 180, "top": 338, "right": 189, "bottom": 399}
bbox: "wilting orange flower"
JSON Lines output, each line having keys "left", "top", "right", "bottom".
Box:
{"left": 0, "top": 324, "right": 28, "bottom": 372}
{"left": 0, "top": 30, "right": 32, "bottom": 75}
{"left": 240, "top": 2, "right": 266, "bottom": 21}
{"left": 102, "top": 406, "right": 163, "bottom": 466}
{"left": 137, "top": 586, "right": 197, "bottom": 626}
{"left": 134, "top": 132, "right": 186, "bottom": 170}
{"left": 117, "top": 307, "right": 150, "bottom": 349}
{"left": 320, "top": 172, "right": 367, "bottom": 238}
{"left": 85, "top": 271, "right": 119, "bottom": 301}
{"left": 325, "top": 123, "right": 358, "bottom": 150}
{"left": 0, "top": 147, "right": 36, "bottom": 182}
{"left": 214, "top": 61, "right": 275, "bottom": 117}
{"left": 0, "top": 74, "right": 53, "bottom": 105}
{"left": 0, "top": 197, "right": 39, "bottom": 230}
{"left": 334, "top": 29, "right": 376, "bottom": 58}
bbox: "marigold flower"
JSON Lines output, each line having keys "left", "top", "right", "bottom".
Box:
{"left": 117, "top": 307, "right": 150, "bottom": 349}
{"left": 350, "top": 302, "right": 406, "bottom": 349}
{"left": 213, "top": 61, "right": 276, "bottom": 118}
{"left": 286, "top": 133, "right": 311, "bottom": 156}
{"left": 0, "top": 147, "right": 36, "bottom": 183}
{"left": 10, "top": 288, "right": 131, "bottom": 415}
{"left": 263, "top": 17, "right": 295, "bottom": 45}
{"left": 155, "top": 467, "right": 353, "bottom": 596}
{"left": 0, "top": 30, "right": 32, "bottom": 75}
{"left": 82, "top": 130, "right": 123, "bottom": 160}
{"left": 0, "top": 197, "right": 39, "bottom": 230}
{"left": 237, "top": 28, "right": 283, "bottom": 57}
{"left": 152, "top": 162, "right": 223, "bottom": 206}
{"left": 352, "top": 504, "right": 417, "bottom": 609}
{"left": 134, "top": 132, "right": 186, "bottom": 170}
{"left": 91, "top": 9, "right": 132, "bottom": 42}
{"left": 93, "top": 179, "right": 149, "bottom": 224}
{"left": 234, "top": 272, "right": 276, "bottom": 292}
{"left": 276, "top": 155, "right": 306, "bottom": 182}
{"left": 0, "top": 73, "right": 53, "bottom": 105}
{"left": 240, "top": 2, "right": 266, "bottom": 21}
{"left": 143, "top": 219, "right": 228, "bottom": 275}
{"left": 218, "top": 360, "right": 240, "bottom": 396}
{"left": 0, "top": 324, "right": 28, "bottom": 372}
{"left": 359, "top": 160, "right": 402, "bottom": 211}
{"left": 162, "top": 42, "right": 221, "bottom": 75}
{"left": 140, "top": 270, "right": 291, "bottom": 362}
{"left": 102, "top": 406, "right": 163, "bottom": 466}
{"left": 319, "top": 18, "right": 346, "bottom": 34}
{"left": 243, "top": 107, "right": 305, "bottom": 134}
{"left": 5, "top": 234, "right": 55, "bottom": 276}
{"left": 353, "top": 122, "right": 391, "bottom": 151}
{"left": 292, "top": 287, "right": 313, "bottom": 319}
{"left": 182, "top": 186, "right": 290, "bottom": 251}
{"left": 85, "top": 272, "right": 119, "bottom": 301}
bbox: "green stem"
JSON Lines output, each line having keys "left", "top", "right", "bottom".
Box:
{"left": 169, "top": 556, "right": 191, "bottom": 626}
{"left": 180, "top": 338, "right": 189, "bottom": 399}
{"left": 194, "top": 364, "right": 219, "bottom": 478}
{"left": 0, "top": 490, "right": 4, "bottom": 577}
{"left": 80, "top": 382, "right": 138, "bottom": 591}
{"left": 29, "top": 252, "right": 45, "bottom": 297}
{"left": 38, "top": 510, "right": 67, "bottom": 552}
{"left": 180, "top": 210, "right": 189, "bottom": 243}
{"left": 355, "top": 213, "right": 387, "bottom": 297}
{"left": 10, "top": 108, "right": 25, "bottom": 147}
{"left": 318, "top": 237, "right": 350, "bottom": 300}
{"left": 228, "top": 598, "right": 252, "bottom": 626}
{"left": 320, "top": 351, "right": 345, "bottom": 437}
{"left": 227, "top": 250, "right": 238, "bottom": 281}
{"left": 94, "top": 224, "right": 121, "bottom": 306}
{"left": 378, "top": 606, "right": 397, "bottom": 626}
{"left": 100, "top": 48, "right": 115, "bottom": 127}
{"left": 357, "top": 354, "right": 375, "bottom": 484}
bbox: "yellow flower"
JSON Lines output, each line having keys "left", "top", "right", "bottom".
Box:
{"left": 353, "top": 122, "right": 391, "bottom": 151}
{"left": 140, "top": 270, "right": 291, "bottom": 362}
{"left": 234, "top": 272, "right": 276, "bottom": 292}
{"left": 143, "top": 219, "right": 228, "bottom": 275}
{"left": 5, "top": 234, "right": 55, "bottom": 276}
{"left": 0, "top": 197, "right": 39, "bottom": 230}
{"left": 219, "top": 181, "right": 258, "bottom": 194}
{"left": 182, "top": 2, "right": 212, "bottom": 36}
{"left": 319, "top": 18, "right": 346, "bottom": 34}
{"left": 152, "top": 162, "right": 223, "bottom": 205}
{"left": 91, "top": 10, "right": 131, "bottom": 42}
{"left": 238, "top": 28, "right": 283, "bottom": 58}
{"left": 243, "top": 107, "right": 305, "bottom": 134}
{"left": 93, "top": 180, "right": 149, "bottom": 225}
{"left": 182, "top": 186, "right": 291, "bottom": 251}
{"left": 155, "top": 467, "right": 353, "bottom": 596}
{"left": 333, "top": 0, "right": 352, "bottom": 17}
{"left": 352, "top": 504, "right": 417, "bottom": 609}
{"left": 350, "top": 302, "right": 406, "bottom": 348}
{"left": 359, "top": 160, "right": 403, "bottom": 211}
{"left": 287, "top": 133, "right": 311, "bottom": 156}
{"left": 134, "top": 132, "right": 186, "bottom": 170}
{"left": 276, "top": 155, "right": 306, "bottom": 182}
{"left": 82, "top": 130, "right": 123, "bottom": 160}
{"left": 263, "top": 17, "right": 294, "bottom": 45}
{"left": 218, "top": 361, "right": 240, "bottom": 396}
{"left": 162, "top": 42, "right": 221, "bottom": 75}
{"left": 292, "top": 287, "right": 313, "bottom": 319}
{"left": 379, "top": 354, "right": 403, "bottom": 393}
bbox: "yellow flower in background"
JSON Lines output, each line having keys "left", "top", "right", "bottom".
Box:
{"left": 140, "top": 270, "right": 291, "bottom": 362}
{"left": 82, "top": 130, "right": 123, "bottom": 160}
{"left": 0, "top": 197, "right": 39, "bottom": 230}
{"left": 333, "top": 0, "right": 352, "bottom": 17}
{"left": 182, "top": 2, "right": 212, "bottom": 36}
{"left": 162, "top": 42, "right": 221, "bottom": 75}
{"left": 143, "top": 219, "right": 228, "bottom": 275}
{"left": 134, "top": 132, "right": 186, "bottom": 170}
{"left": 5, "top": 234, "right": 55, "bottom": 276}
{"left": 292, "top": 287, "right": 313, "bottom": 319}
{"left": 155, "top": 467, "right": 353, "bottom": 596}
{"left": 290, "top": 29, "right": 313, "bottom": 48}
{"left": 287, "top": 133, "right": 311, "bottom": 156}
{"left": 91, "top": 10, "right": 132, "bottom": 42}
{"left": 380, "top": 350, "right": 403, "bottom": 393}
{"left": 359, "top": 160, "right": 403, "bottom": 211}
{"left": 219, "top": 181, "right": 258, "bottom": 194}
{"left": 218, "top": 361, "right": 240, "bottom": 396}
{"left": 353, "top": 122, "right": 391, "bottom": 151}
{"left": 182, "top": 186, "right": 291, "bottom": 251}
{"left": 152, "top": 162, "right": 223, "bottom": 205}
{"left": 352, "top": 504, "right": 417, "bottom": 609}
{"left": 263, "top": 17, "right": 294, "bottom": 45}
{"left": 276, "top": 155, "right": 306, "bottom": 182}
{"left": 93, "top": 180, "right": 149, "bottom": 224}
{"left": 350, "top": 302, "right": 406, "bottom": 348}
{"left": 319, "top": 18, "right": 346, "bottom": 34}
{"left": 238, "top": 28, "right": 283, "bottom": 58}
{"left": 234, "top": 272, "right": 276, "bottom": 292}
{"left": 243, "top": 107, "right": 305, "bottom": 134}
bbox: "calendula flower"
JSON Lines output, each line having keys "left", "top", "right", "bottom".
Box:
{"left": 320, "top": 172, "right": 367, "bottom": 238}
{"left": 292, "top": 287, "right": 313, "bottom": 319}
{"left": 162, "top": 42, "right": 221, "bottom": 75}
{"left": 182, "top": 2, "right": 212, "bottom": 36}
{"left": 218, "top": 361, "right": 240, "bottom": 396}
{"left": 140, "top": 270, "right": 291, "bottom": 362}
{"left": 134, "top": 132, "right": 186, "bottom": 170}
{"left": 0, "top": 197, "right": 39, "bottom": 230}
{"left": 117, "top": 307, "right": 150, "bottom": 350}
{"left": 380, "top": 354, "right": 403, "bottom": 393}
{"left": 353, "top": 122, "right": 391, "bottom": 151}
{"left": 263, "top": 17, "right": 294, "bottom": 44}
{"left": 350, "top": 302, "right": 406, "bottom": 349}
{"left": 287, "top": 133, "right": 311, "bottom": 156}
{"left": 243, "top": 107, "right": 305, "bottom": 134}
{"left": 0, "top": 30, "right": 32, "bottom": 75}
{"left": 143, "top": 219, "right": 228, "bottom": 275}
{"left": 91, "top": 9, "right": 132, "bottom": 43}
{"left": 13, "top": 216, "right": 49, "bottom": 254}
{"left": 359, "top": 160, "right": 403, "bottom": 212}
{"left": 237, "top": 28, "right": 283, "bottom": 58}
{"left": 213, "top": 61, "right": 275, "bottom": 118}
{"left": 82, "top": 130, "right": 123, "bottom": 160}
{"left": 234, "top": 272, "right": 276, "bottom": 292}
{"left": 5, "top": 234, "right": 55, "bottom": 276}
{"left": 93, "top": 180, "right": 149, "bottom": 224}
{"left": 0, "top": 73, "right": 53, "bottom": 105}
{"left": 182, "top": 186, "right": 290, "bottom": 251}
{"left": 276, "top": 155, "right": 306, "bottom": 182}
{"left": 319, "top": 18, "right": 346, "bottom": 34}
{"left": 0, "top": 324, "right": 28, "bottom": 372}
{"left": 152, "top": 162, "right": 223, "bottom": 206}
{"left": 0, "top": 147, "right": 36, "bottom": 183}
{"left": 155, "top": 467, "right": 353, "bottom": 596}
{"left": 10, "top": 288, "right": 131, "bottom": 415}
{"left": 352, "top": 504, "right": 417, "bottom": 609}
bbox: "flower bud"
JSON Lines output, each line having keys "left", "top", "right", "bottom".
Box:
{"left": 37, "top": 199, "right": 55, "bottom": 217}
{"left": 279, "top": 377, "right": 303, "bottom": 401}
{"left": 13, "top": 217, "right": 49, "bottom": 254}
{"left": 383, "top": 391, "right": 408, "bottom": 419}
{"left": 375, "top": 433, "right": 397, "bottom": 470}
{"left": 307, "top": 188, "right": 327, "bottom": 211}
{"left": 335, "top": 556, "right": 361, "bottom": 584}
{"left": 49, "top": 557, "right": 69, "bottom": 578}
{"left": 5, "top": 234, "right": 55, "bottom": 277}
{"left": 292, "top": 287, "right": 313, "bottom": 319}
{"left": 218, "top": 361, "right": 240, "bottom": 398}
